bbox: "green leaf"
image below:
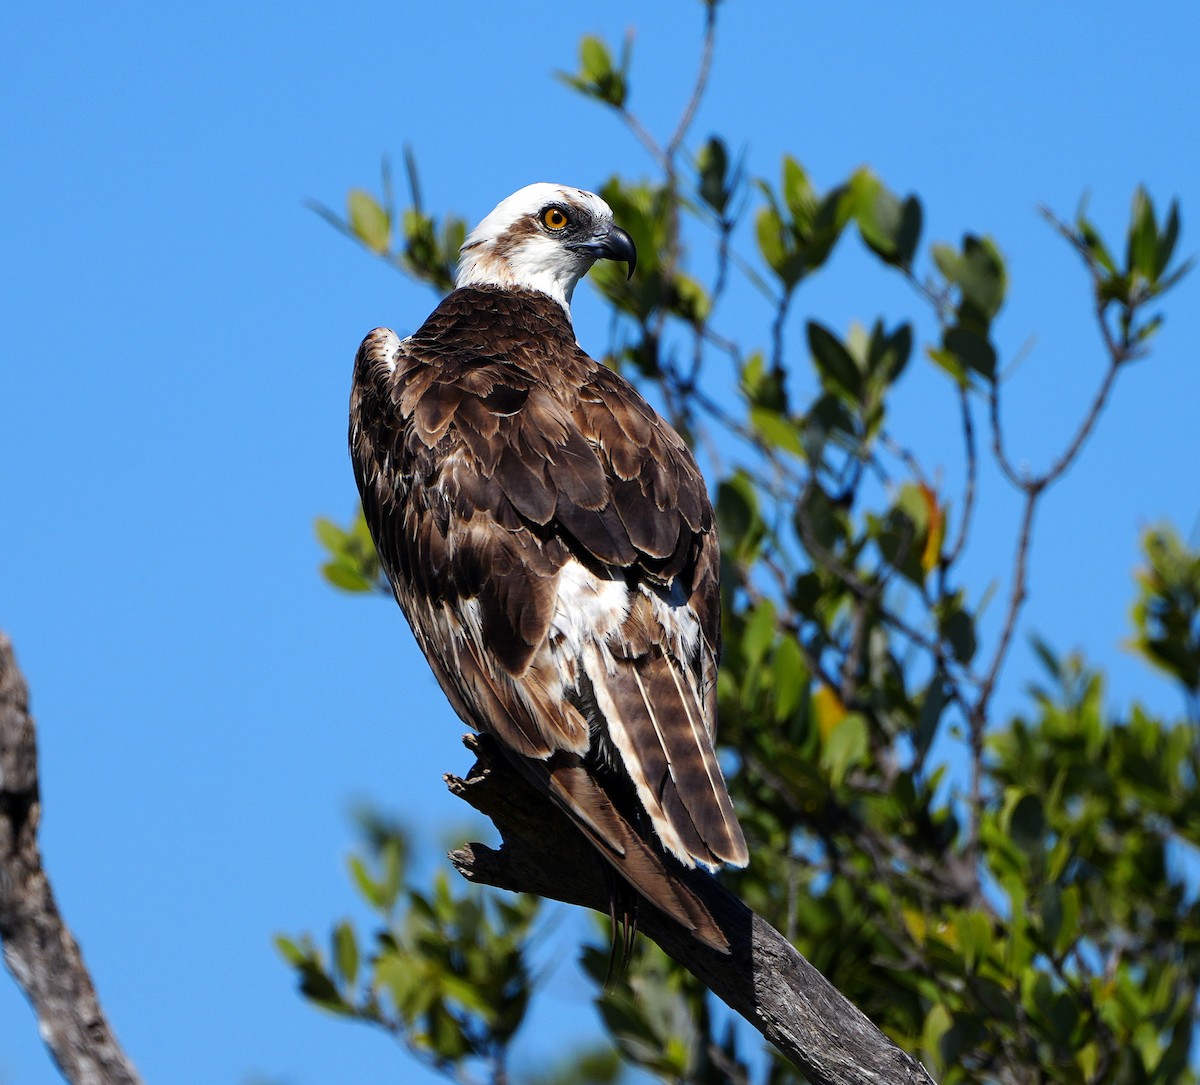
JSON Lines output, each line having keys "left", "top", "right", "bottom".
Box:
{"left": 716, "top": 471, "right": 764, "bottom": 561}
{"left": 874, "top": 484, "right": 933, "bottom": 585}
{"left": 807, "top": 183, "right": 853, "bottom": 265}
{"left": 274, "top": 934, "right": 306, "bottom": 967}
{"left": 935, "top": 235, "right": 1007, "bottom": 320}
{"left": 807, "top": 321, "right": 862, "bottom": 400}
{"left": 932, "top": 242, "right": 960, "bottom": 282}
{"left": 440, "top": 972, "right": 494, "bottom": 1018}
{"left": 957, "top": 235, "right": 1007, "bottom": 319}
{"left": 852, "top": 169, "right": 921, "bottom": 266}
{"left": 740, "top": 350, "right": 787, "bottom": 411}
{"left": 1156, "top": 198, "right": 1181, "bottom": 278}
{"left": 314, "top": 516, "right": 346, "bottom": 553}
{"left": 782, "top": 156, "right": 816, "bottom": 227}
{"left": 772, "top": 637, "right": 807, "bottom": 722}
{"left": 940, "top": 599, "right": 977, "bottom": 665}
{"left": 428, "top": 1002, "right": 470, "bottom": 1060}
{"left": 742, "top": 599, "right": 777, "bottom": 667}
{"left": 347, "top": 188, "right": 390, "bottom": 255}
{"left": 803, "top": 393, "right": 857, "bottom": 457}
{"left": 943, "top": 324, "right": 997, "bottom": 382}
{"left": 1078, "top": 216, "right": 1117, "bottom": 275}
{"left": 915, "top": 678, "right": 947, "bottom": 757}
{"left": 571, "top": 35, "right": 626, "bottom": 107}
{"left": 926, "top": 345, "right": 969, "bottom": 385}
{"left": 333, "top": 920, "right": 359, "bottom": 988}
{"left": 379, "top": 838, "right": 405, "bottom": 913}
{"left": 851, "top": 170, "right": 894, "bottom": 250}
{"left": 790, "top": 571, "right": 822, "bottom": 621}
{"left": 755, "top": 205, "right": 789, "bottom": 280}
{"left": 922, "top": 1003, "right": 953, "bottom": 1071}
{"left": 298, "top": 959, "right": 350, "bottom": 1015}
{"left": 348, "top": 855, "right": 381, "bottom": 909}
{"left": 322, "top": 559, "right": 374, "bottom": 593}
{"left": 756, "top": 159, "right": 849, "bottom": 287}
{"left": 796, "top": 483, "right": 846, "bottom": 554}
{"left": 867, "top": 321, "right": 913, "bottom": 386}
{"left": 1131, "top": 525, "right": 1200, "bottom": 692}
{"left": 1127, "top": 185, "right": 1158, "bottom": 281}
{"left": 1040, "top": 883, "right": 1063, "bottom": 950}
{"left": 581, "top": 37, "right": 611, "bottom": 80}
{"left": 528, "top": 1046, "right": 625, "bottom": 1085}
{"left": 820, "top": 713, "right": 868, "bottom": 786}
{"left": 895, "top": 197, "right": 923, "bottom": 266}
{"left": 954, "top": 909, "right": 993, "bottom": 971}
{"left": 440, "top": 217, "right": 466, "bottom": 265}
{"left": 697, "top": 136, "right": 730, "bottom": 214}
{"left": 374, "top": 952, "right": 418, "bottom": 1018}
{"left": 750, "top": 406, "right": 804, "bottom": 456}
{"left": 1008, "top": 792, "right": 1045, "bottom": 853}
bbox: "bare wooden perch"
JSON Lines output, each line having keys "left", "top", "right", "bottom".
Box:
{"left": 448, "top": 732, "right": 936, "bottom": 1085}
{"left": 0, "top": 632, "right": 143, "bottom": 1085}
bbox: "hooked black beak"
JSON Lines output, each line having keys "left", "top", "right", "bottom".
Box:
{"left": 565, "top": 225, "right": 637, "bottom": 280}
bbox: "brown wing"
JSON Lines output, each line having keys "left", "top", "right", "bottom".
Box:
{"left": 569, "top": 362, "right": 747, "bottom": 869}
{"left": 351, "top": 321, "right": 591, "bottom": 760}
{"left": 350, "top": 286, "right": 746, "bottom": 945}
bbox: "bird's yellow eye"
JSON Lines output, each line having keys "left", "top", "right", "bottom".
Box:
{"left": 541, "top": 207, "right": 569, "bottom": 230}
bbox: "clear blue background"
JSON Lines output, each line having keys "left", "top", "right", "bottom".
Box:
{"left": 2, "top": 2, "right": 1198, "bottom": 1082}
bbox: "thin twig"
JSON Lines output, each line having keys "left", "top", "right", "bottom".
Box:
{"left": 987, "top": 381, "right": 1026, "bottom": 490}
{"left": 969, "top": 488, "right": 1039, "bottom": 833}
{"left": 976, "top": 207, "right": 1140, "bottom": 737}
{"left": 615, "top": 103, "right": 668, "bottom": 171}
{"left": 899, "top": 265, "right": 955, "bottom": 325}
{"left": 1039, "top": 350, "right": 1125, "bottom": 489}
{"left": 840, "top": 600, "right": 869, "bottom": 708}
{"left": 878, "top": 429, "right": 930, "bottom": 489}
{"left": 770, "top": 290, "right": 793, "bottom": 379}
{"left": 666, "top": 1, "right": 718, "bottom": 159}
{"left": 944, "top": 385, "right": 977, "bottom": 567}
{"left": 622, "top": 4, "right": 721, "bottom": 426}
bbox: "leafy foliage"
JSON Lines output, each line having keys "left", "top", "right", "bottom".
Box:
{"left": 315, "top": 513, "right": 385, "bottom": 594}
{"left": 278, "top": 821, "right": 547, "bottom": 1085}
{"left": 309, "top": 149, "right": 466, "bottom": 293}
{"left": 298, "top": 7, "right": 1196, "bottom": 1084}
{"left": 1133, "top": 526, "right": 1200, "bottom": 710}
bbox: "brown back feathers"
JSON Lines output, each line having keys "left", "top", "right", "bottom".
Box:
{"left": 351, "top": 284, "right": 748, "bottom": 951}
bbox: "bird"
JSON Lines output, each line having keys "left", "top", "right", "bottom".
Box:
{"left": 349, "top": 183, "right": 748, "bottom": 953}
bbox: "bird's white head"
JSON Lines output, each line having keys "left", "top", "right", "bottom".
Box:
{"left": 455, "top": 183, "right": 637, "bottom": 314}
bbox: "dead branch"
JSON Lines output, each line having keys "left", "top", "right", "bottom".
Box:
{"left": 446, "top": 732, "right": 936, "bottom": 1085}
{"left": 0, "top": 631, "right": 143, "bottom": 1085}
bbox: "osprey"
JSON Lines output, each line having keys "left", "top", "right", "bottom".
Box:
{"left": 350, "top": 183, "right": 748, "bottom": 952}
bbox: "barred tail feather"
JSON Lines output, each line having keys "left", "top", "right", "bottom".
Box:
{"left": 594, "top": 648, "right": 749, "bottom": 870}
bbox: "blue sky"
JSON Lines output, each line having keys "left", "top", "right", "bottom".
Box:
{"left": 2, "top": 2, "right": 1199, "bottom": 1083}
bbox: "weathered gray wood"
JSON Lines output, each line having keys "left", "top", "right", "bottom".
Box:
{"left": 448, "top": 732, "right": 936, "bottom": 1085}
{"left": 0, "top": 633, "right": 144, "bottom": 1085}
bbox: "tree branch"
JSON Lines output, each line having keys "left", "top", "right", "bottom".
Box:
{"left": 0, "top": 631, "right": 144, "bottom": 1085}
{"left": 445, "top": 733, "right": 936, "bottom": 1085}
{"left": 944, "top": 385, "right": 977, "bottom": 568}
